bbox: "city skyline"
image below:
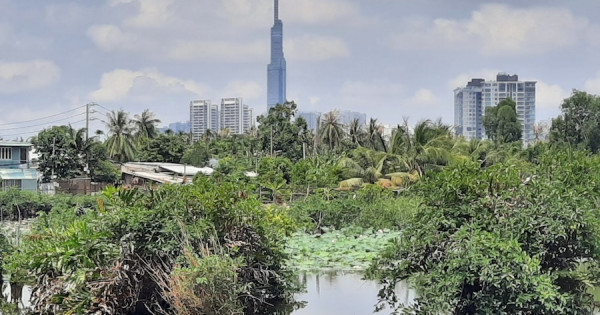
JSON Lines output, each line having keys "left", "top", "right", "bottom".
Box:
{"left": 1, "top": 1, "right": 600, "bottom": 138}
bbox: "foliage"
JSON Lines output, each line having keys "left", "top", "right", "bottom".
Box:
{"left": 285, "top": 227, "right": 402, "bottom": 272}
{"left": 369, "top": 150, "right": 600, "bottom": 314}
{"left": 133, "top": 109, "right": 161, "bottom": 140}
{"left": 290, "top": 156, "right": 341, "bottom": 189}
{"left": 33, "top": 125, "right": 85, "bottom": 182}
{"left": 257, "top": 101, "right": 310, "bottom": 162}
{"left": 549, "top": 90, "right": 600, "bottom": 152}
{"left": 11, "top": 177, "right": 297, "bottom": 314}
{"left": 319, "top": 110, "right": 346, "bottom": 152}
{"left": 105, "top": 110, "right": 137, "bottom": 162}
{"left": 288, "top": 186, "right": 419, "bottom": 231}
{"left": 483, "top": 98, "right": 522, "bottom": 143}
{"left": 181, "top": 140, "right": 211, "bottom": 167}
{"left": 136, "top": 132, "right": 188, "bottom": 163}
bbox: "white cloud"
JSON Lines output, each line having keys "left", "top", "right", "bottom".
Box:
{"left": 448, "top": 69, "right": 500, "bottom": 89}
{"left": 89, "top": 68, "right": 210, "bottom": 102}
{"left": 221, "top": 0, "right": 360, "bottom": 28}
{"left": 535, "top": 80, "right": 567, "bottom": 121}
{"left": 123, "top": 0, "right": 175, "bottom": 28}
{"left": 0, "top": 60, "right": 60, "bottom": 93}
{"left": 87, "top": 24, "right": 143, "bottom": 52}
{"left": 584, "top": 72, "right": 600, "bottom": 95}
{"left": 285, "top": 35, "right": 350, "bottom": 61}
{"left": 220, "top": 80, "right": 263, "bottom": 101}
{"left": 169, "top": 40, "right": 267, "bottom": 62}
{"left": 392, "top": 4, "right": 590, "bottom": 55}
{"left": 406, "top": 89, "right": 440, "bottom": 108}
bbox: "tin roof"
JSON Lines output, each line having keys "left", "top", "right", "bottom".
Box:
{"left": 0, "top": 168, "right": 38, "bottom": 180}
{"left": 0, "top": 141, "right": 33, "bottom": 148}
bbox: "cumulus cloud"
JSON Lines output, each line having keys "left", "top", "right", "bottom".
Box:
{"left": 220, "top": 80, "right": 263, "bottom": 101}
{"left": 169, "top": 40, "right": 267, "bottom": 62}
{"left": 391, "top": 4, "right": 591, "bottom": 55}
{"left": 584, "top": 72, "right": 600, "bottom": 95}
{"left": 285, "top": 35, "right": 350, "bottom": 61}
{"left": 0, "top": 60, "right": 60, "bottom": 93}
{"left": 89, "top": 68, "right": 210, "bottom": 102}
{"left": 221, "top": 0, "right": 360, "bottom": 28}
{"left": 448, "top": 69, "right": 501, "bottom": 89}
{"left": 535, "top": 80, "right": 568, "bottom": 121}
{"left": 406, "top": 89, "right": 440, "bottom": 108}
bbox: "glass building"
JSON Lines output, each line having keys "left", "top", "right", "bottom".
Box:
{"left": 267, "top": 0, "right": 286, "bottom": 111}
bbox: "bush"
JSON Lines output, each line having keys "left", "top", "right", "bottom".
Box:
{"left": 369, "top": 151, "right": 600, "bottom": 314}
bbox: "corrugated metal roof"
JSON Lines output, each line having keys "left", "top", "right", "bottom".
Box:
{"left": 0, "top": 141, "right": 33, "bottom": 147}
{"left": 0, "top": 168, "right": 38, "bottom": 180}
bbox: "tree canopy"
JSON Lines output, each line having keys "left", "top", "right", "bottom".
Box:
{"left": 483, "top": 98, "right": 522, "bottom": 143}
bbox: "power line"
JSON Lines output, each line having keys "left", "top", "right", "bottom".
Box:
{"left": 0, "top": 112, "right": 86, "bottom": 131}
{"left": 0, "top": 105, "right": 87, "bottom": 126}
{"left": 0, "top": 119, "right": 87, "bottom": 138}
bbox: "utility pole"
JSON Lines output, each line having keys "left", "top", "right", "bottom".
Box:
{"left": 270, "top": 126, "right": 273, "bottom": 156}
{"left": 86, "top": 103, "right": 90, "bottom": 142}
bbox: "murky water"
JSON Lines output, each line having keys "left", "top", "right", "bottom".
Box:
{"left": 291, "top": 272, "right": 415, "bottom": 315}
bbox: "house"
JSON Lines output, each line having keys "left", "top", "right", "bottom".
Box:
{"left": 0, "top": 141, "right": 38, "bottom": 191}
{"left": 121, "top": 162, "right": 214, "bottom": 188}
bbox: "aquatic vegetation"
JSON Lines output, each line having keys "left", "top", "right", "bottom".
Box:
{"left": 284, "top": 227, "right": 401, "bottom": 272}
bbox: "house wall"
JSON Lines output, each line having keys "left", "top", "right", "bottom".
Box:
{"left": 22, "top": 179, "right": 37, "bottom": 191}
{"left": 0, "top": 147, "right": 25, "bottom": 169}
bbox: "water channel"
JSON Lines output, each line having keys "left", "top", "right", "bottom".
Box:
{"left": 291, "top": 272, "right": 415, "bottom": 315}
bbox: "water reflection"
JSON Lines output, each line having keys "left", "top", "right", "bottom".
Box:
{"left": 291, "top": 272, "right": 415, "bottom": 315}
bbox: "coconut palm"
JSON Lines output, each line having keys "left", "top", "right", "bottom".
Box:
{"left": 319, "top": 110, "right": 345, "bottom": 152}
{"left": 105, "top": 110, "right": 136, "bottom": 162}
{"left": 367, "top": 118, "right": 387, "bottom": 152}
{"left": 348, "top": 118, "right": 366, "bottom": 147}
{"left": 133, "top": 109, "right": 161, "bottom": 140}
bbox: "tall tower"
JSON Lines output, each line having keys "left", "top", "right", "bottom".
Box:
{"left": 267, "top": 0, "right": 286, "bottom": 111}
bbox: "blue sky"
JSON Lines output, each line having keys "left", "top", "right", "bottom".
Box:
{"left": 1, "top": 0, "right": 600, "bottom": 137}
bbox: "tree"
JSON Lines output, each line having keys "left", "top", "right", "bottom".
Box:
{"left": 257, "top": 101, "right": 309, "bottom": 161}
{"left": 549, "top": 90, "right": 600, "bottom": 152}
{"left": 136, "top": 132, "right": 188, "bottom": 163}
{"left": 319, "top": 110, "right": 345, "bottom": 152}
{"left": 367, "top": 118, "right": 387, "bottom": 152}
{"left": 105, "top": 110, "right": 136, "bottom": 163}
{"left": 348, "top": 118, "right": 366, "bottom": 147}
{"left": 369, "top": 151, "right": 600, "bottom": 314}
{"left": 32, "top": 126, "right": 84, "bottom": 182}
{"left": 133, "top": 109, "right": 161, "bottom": 140}
{"left": 483, "top": 98, "right": 521, "bottom": 143}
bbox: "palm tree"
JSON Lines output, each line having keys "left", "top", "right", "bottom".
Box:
{"left": 133, "top": 109, "right": 161, "bottom": 140}
{"left": 319, "top": 110, "right": 345, "bottom": 152}
{"left": 348, "top": 118, "right": 366, "bottom": 147}
{"left": 367, "top": 118, "right": 387, "bottom": 152}
{"left": 105, "top": 110, "right": 136, "bottom": 163}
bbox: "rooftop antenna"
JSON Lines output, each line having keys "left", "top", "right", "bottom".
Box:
{"left": 274, "top": 0, "right": 279, "bottom": 21}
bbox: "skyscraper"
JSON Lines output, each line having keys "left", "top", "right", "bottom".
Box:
{"left": 267, "top": 0, "right": 286, "bottom": 111}
{"left": 220, "top": 97, "right": 253, "bottom": 135}
{"left": 190, "top": 100, "right": 219, "bottom": 142}
{"left": 454, "top": 73, "right": 536, "bottom": 144}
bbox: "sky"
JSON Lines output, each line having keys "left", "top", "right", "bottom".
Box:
{"left": 1, "top": 0, "right": 600, "bottom": 138}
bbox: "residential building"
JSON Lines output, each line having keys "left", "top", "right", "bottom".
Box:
{"left": 338, "top": 110, "right": 367, "bottom": 127}
{"left": 0, "top": 141, "right": 37, "bottom": 191}
{"left": 220, "top": 98, "right": 252, "bottom": 134}
{"left": 190, "top": 100, "right": 219, "bottom": 142}
{"left": 267, "top": 0, "right": 286, "bottom": 110}
{"left": 454, "top": 79, "right": 485, "bottom": 140}
{"left": 298, "top": 112, "right": 321, "bottom": 131}
{"left": 454, "top": 73, "right": 536, "bottom": 143}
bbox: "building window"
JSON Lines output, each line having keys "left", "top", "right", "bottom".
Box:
{"left": 2, "top": 179, "right": 22, "bottom": 191}
{"left": 0, "top": 147, "right": 11, "bottom": 160}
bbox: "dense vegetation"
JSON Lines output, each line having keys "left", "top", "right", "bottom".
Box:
{"left": 4, "top": 91, "right": 600, "bottom": 313}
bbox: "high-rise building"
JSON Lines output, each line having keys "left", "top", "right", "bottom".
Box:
{"left": 190, "top": 100, "right": 219, "bottom": 142}
{"left": 338, "top": 110, "right": 367, "bottom": 127}
{"left": 454, "top": 73, "right": 536, "bottom": 143}
{"left": 220, "top": 97, "right": 252, "bottom": 134}
{"left": 298, "top": 112, "right": 321, "bottom": 131}
{"left": 267, "top": 0, "right": 286, "bottom": 111}
{"left": 454, "top": 79, "right": 484, "bottom": 140}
